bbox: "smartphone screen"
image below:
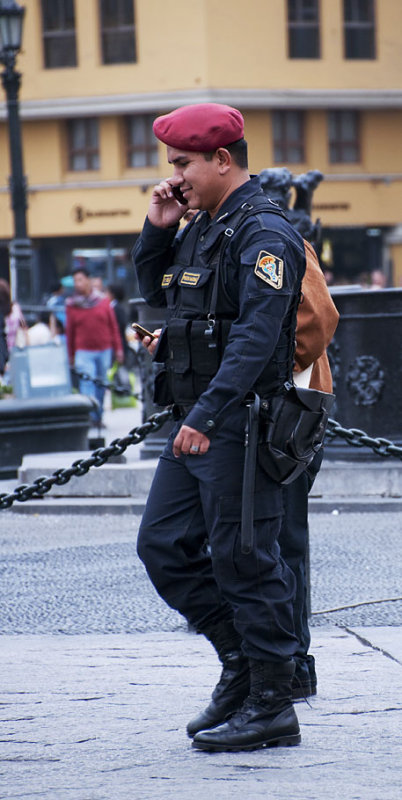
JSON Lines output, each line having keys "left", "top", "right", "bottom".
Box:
{"left": 172, "top": 186, "right": 188, "bottom": 205}
{"left": 132, "top": 323, "right": 155, "bottom": 341}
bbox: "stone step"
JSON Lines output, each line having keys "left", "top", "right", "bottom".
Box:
{"left": 17, "top": 452, "right": 158, "bottom": 497}
{"left": 312, "top": 459, "right": 402, "bottom": 498}
{"left": 8, "top": 497, "right": 149, "bottom": 514}
{"left": 18, "top": 453, "right": 402, "bottom": 499}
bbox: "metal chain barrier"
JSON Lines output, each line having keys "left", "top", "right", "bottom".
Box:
{"left": 1, "top": 410, "right": 401, "bottom": 510}
{"left": 326, "top": 418, "right": 402, "bottom": 460}
{"left": 72, "top": 367, "right": 141, "bottom": 399}
{"left": 0, "top": 407, "right": 173, "bottom": 510}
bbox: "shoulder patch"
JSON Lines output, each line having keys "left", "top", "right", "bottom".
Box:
{"left": 254, "top": 250, "right": 284, "bottom": 290}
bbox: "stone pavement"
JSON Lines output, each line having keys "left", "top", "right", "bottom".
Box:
{"left": 1, "top": 627, "right": 401, "bottom": 800}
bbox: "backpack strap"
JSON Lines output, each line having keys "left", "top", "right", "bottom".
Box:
{"left": 207, "top": 193, "right": 288, "bottom": 320}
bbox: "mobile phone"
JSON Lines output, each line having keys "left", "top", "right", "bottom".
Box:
{"left": 171, "top": 185, "right": 188, "bottom": 205}
{"left": 132, "top": 323, "right": 155, "bottom": 341}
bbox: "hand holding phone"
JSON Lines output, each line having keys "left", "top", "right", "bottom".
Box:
{"left": 132, "top": 323, "right": 155, "bottom": 341}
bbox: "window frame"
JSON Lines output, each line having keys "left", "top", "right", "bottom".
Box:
{"left": 328, "top": 110, "right": 361, "bottom": 164}
{"left": 99, "top": 0, "right": 137, "bottom": 65}
{"left": 125, "top": 114, "right": 159, "bottom": 169}
{"left": 40, "top": 0, "right": 77, "bottom": 69}
{"left": 272, "top": 110, "right": 306, "bottom": 164}
{"left": 67, "top": 118, "right": 100, "bottom": 172}
{"left": 287, "top": 0, "right": 321, "bottom": 59}
{"left": 343, "top": 0, "right": 376, "bottom": 60}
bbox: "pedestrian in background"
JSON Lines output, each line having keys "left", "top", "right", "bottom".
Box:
{"left": 106, "top": 283, "right": 130, "bottom": 366}
{"left": 26, "top": 311, "right": 53, "bottom": 346}
{"left": 133, "top": 102, "right": 320, "bottom": 753}
{"left": 66, "top": 267, "right": 123, "bottom": 427}
{"left": 0, "top": 300, "right": 8, "bottom": 377}
{"left": 45, "top": 280, "right": 66, "bottom": 327}
{"left": 0, "top": 279, "right": 27, "bottom": 352}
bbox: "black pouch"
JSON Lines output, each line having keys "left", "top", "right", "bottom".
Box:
{"left": 190, "top": 319, "right": 220, "bottom": 398}
{"left": 166, "top": 318, "right": 196, "bottom": 404}
{"left": 257, "top": 382, "right": 335, "bottom": 485}
{"left": 153, "top": 367, "right": 174, "bottom": 406}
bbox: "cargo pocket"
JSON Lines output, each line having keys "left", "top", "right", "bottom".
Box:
{"left": 216, "top": 491, "right": 283, "bottom": 581}
{"left": 166, "top": 318, "right": 194, "bottom": 404}
{"left": 178, "top": 268, "right": 213, "bottom": 313}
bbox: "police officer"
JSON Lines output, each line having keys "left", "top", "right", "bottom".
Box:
{"left": 133, "top": 103, "right": 310, "bottom": 752}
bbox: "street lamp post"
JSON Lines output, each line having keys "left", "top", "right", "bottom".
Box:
{"left": 0, "top": 0, "right": 32, "bottom": 302}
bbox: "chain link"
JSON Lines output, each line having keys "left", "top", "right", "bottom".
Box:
{"left": 0, "top": 408, "right": 173, "bottom": 510}
{"left": 326, "top": 419, "right": 402, "bottom": 460}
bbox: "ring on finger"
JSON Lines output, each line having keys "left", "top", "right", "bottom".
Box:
{"left": 190, "top": 444, "right": 200, "bottom": 453}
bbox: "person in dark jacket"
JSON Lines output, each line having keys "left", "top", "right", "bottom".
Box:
{"left": 106, "top": 283, "right": 130, "bottom": 366}
{"left": 0, "top": 310, "right": 8, "bottom": 376}
{"left": 132, "top": 103, "right": 311, "bottom": 752}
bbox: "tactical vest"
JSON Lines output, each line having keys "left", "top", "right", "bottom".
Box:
{"left": 153, "top": 193, "right": 303, "bottom": 407}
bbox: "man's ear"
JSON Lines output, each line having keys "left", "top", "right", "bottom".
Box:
{"left": 215, "top": 147, "right": 231, "bottom": 174}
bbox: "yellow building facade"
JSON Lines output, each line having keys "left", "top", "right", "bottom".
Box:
{"left": 1, "top": 0, "right": 402, "bottom": 302}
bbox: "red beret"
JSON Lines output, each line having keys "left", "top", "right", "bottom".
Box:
{"left": 153, "top": 103, "right": 244, "bottom": 152}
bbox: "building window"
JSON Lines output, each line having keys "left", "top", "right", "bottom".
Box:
{"left": 126, "top": 115, "right": 158, "bottom": 168}
{"left": 40, "top": 0, "right": 77, "bottom": 68}
{"left": 99, "top": 0, "right": 137, "bottom": 64}
{"left": 328, "top": 111, "right": 360, "bottom": 163}
{"left": 287, "top": 0, "right": 320, "bottom": 59}
{"left": 343, "top": 0, "right": 376, "bottom": 59}
{"left": 67, "top": 119, "right": 100, "bottom": 171}
{"left": 273, "top": 111, "right": 305, "bottom": 163}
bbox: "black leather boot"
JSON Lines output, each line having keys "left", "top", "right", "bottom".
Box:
{"left": 192, "top": 659, "right": 301, "bottom": 751}
{"left": 186, "top": 620, "right": 250, "bottom": 738}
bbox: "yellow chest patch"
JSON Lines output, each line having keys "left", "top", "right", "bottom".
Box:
{"left": 161, "top": 273, "right": 174, "bottom": 287}
{"left": 179, "top": 272, "right": 201, "bottom": 286}
{"left": 254, "top": 251, "right": 284, "bottom": 290}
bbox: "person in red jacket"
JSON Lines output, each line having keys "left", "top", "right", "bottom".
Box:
{"left": 66, "top": 267, "right": 123, "bottom": 426}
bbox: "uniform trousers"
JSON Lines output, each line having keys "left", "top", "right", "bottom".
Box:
{"left": 137, "top": 406, "right": 298, "bottom": 663}
{"left": 279, "top": 449, "right": 323, "bottom": 679}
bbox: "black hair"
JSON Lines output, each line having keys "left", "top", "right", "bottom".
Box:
{"left": 0, "top": 279, "right": 11, "bottom": 316}
{"left": 203, "top": 138, "right": 248, "bottom": 169}
{"left": 107, "top": 283, "right": 126, "bottom": 302}
{"left": 72, "top": 266, "right": 90, "bottom": 278}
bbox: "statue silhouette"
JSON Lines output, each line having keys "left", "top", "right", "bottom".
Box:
{"left": 259, "top": 168, "right": 324, "bottom": 255}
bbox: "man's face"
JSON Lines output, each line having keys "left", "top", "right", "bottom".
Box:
{"left": 167, "top": 147, "right": 223, "bottom": 214}
{"left": 73, "top": 271, "right": 91, "bottom": 296}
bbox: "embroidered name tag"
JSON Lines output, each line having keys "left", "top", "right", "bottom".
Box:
{"left": 161, "top": 273, "right": 173, "bottom": 287}
{"left": 179, "top": 272, "right": 201, "bottom": 286}
{"left": 254, "top": 251, "right": 284, "bottom": 290}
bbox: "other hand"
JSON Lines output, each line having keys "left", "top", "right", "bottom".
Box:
{"left": 173, "top": 424, "right": 210, "bottom": 458}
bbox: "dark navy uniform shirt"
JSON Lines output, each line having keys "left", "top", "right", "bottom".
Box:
{"left": 133, "top": 176, "right": 306, "bottom": 436}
